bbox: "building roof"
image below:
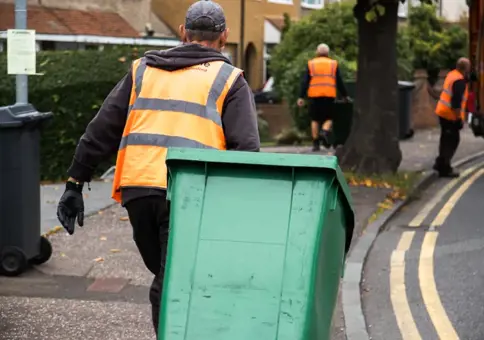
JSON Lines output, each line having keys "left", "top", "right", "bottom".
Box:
{"left": 0, "top": 3, "right": 139, "bottom": 37}
{"left": 265, "top": 16, "right": 286, "bottom": 32}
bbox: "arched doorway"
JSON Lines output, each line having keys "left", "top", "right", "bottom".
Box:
{"left": 244, "top": 42, "right": 257, "bottom": 86}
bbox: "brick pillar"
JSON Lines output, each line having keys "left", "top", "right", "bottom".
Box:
{"left": 412, "top": 69, "right": 439, "bottom": 129}
{"left": 433, "top": 69, "right": 450, "bottom": 95}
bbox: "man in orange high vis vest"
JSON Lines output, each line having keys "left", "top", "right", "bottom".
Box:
{"left": 433, "top": 57, "right": 470, "bottom": 178}
{"left": 56, "top": 1, "right": 259, "bottom": 335}
{"left": 297, "top": 43, "right": 351, "bottom": 151}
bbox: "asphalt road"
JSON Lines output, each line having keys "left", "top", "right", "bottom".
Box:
{"left": 363, "top": 157, "right": 484, "bottom": 340}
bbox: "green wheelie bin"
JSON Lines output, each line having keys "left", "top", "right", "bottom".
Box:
{"left": 159, "top": 149, "right": 355, "bottom": 340}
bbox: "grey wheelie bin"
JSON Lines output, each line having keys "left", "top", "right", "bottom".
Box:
{"left": 0, "top": 104, "right": 53, "bottom": 276}
{"left": 398, "top": 81, "right": 415, "bottom": 140}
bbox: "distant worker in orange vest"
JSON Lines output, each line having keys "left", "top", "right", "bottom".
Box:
{"left": 297, "top": 43, "right": 351, "bottom": 151}
{"left": 433, "top": 57, "right": 470, "bottom": 178}
{"left": 56, "top": 0, "right": 259, "bottom": 335}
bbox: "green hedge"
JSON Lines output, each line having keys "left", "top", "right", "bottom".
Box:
{"left": 0, "top": 47, "right": 150, "bottom": 181}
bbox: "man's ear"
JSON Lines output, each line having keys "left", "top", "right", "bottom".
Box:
{"left": 220, "top": 29, "right": 229, "bottom": 48}
{"left": 179, "top": 25, "right": 187, "bottom": 42}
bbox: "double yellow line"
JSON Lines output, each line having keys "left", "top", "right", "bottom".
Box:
{"left": 390, "top": 163, "right": 484, "bottom": 340}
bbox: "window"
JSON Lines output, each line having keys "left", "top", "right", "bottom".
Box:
{"left": 301, "top": 0, "right": 323, "bottom": 9}
{"left": 398, "top": 1, "right": 409, "bottom": 18}
{"left": 268, "top": 0, "right": 292, "bottom": 5}
{"left": 40, "top": 41, "right": 55, "bottom": 51}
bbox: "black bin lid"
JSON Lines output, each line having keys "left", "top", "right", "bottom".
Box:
{"left": 0, "top": 104, "right": 52, "bottom": 128}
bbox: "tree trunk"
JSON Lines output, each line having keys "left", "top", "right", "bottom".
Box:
{"left": 336, "top": 0, "right": 402, "bottom": 174}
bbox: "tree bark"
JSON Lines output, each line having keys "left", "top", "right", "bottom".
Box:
{"left": 336, "top": 0, "right": 402, "bottom": 174}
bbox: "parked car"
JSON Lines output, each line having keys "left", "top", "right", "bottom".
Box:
{"left": 253, "top": 77, "right": 282, "bottom": 104}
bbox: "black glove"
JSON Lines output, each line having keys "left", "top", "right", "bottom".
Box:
{"left": 57, "top": 181, "right": 84, "bottom": 235}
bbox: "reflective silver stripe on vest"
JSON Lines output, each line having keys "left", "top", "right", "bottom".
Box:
{"left": 119, "top": 133, "right": 216, "bottom": 150}
{"left": 438, "top": 99, "right": 452, "bottom": 108}
{"left": 126, "top": 58, "right": 147, "bottom": 114}
{"left": 309, "top": 82, "right": 336, "bottom": 88}
{"left": 135, "top": 58, "right": 147, "bottom": 97}
{"left": 128, "top": 62, "right": 235, "bottom": 127}
{"left": 442, "top": 89, "right": 452, "bottom": 96}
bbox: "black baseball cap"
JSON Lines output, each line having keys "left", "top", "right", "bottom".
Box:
{"left": 185, "top": 1, "right": 226, "bottom": 33}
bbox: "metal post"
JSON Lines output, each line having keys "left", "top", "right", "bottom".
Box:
{"left": 15, "top": 0, "right": 28, "bottom": 104}
{"left": 239, "top": 0, "right": 245, "bottom": 70}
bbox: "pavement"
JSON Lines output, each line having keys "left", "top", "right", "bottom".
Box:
{"left": 39, "top": 128, "right": 483, "bottom": 235}
{"left": 362, "top": 155, "right": 484, "bottom": 340}
{"left": 1, "top": 127, "right": 482, "bottom": 339}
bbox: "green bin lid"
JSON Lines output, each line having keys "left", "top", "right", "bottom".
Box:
{"left": 166, "top": 147, "right": 354, "bottom": 214}
{"left": 166, "top": 148, "right": 355, "bottom": 254}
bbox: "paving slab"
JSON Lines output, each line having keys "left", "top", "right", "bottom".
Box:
{"left": 0, "top": 296, "right": 153, "bottom": 340}
{"left": 37, "top": 205, "right": 153, "bottom": 287}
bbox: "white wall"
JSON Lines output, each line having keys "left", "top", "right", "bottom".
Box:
{"left": 440, "top": 0, "right": 468, "bottom": 22}
{"left": 398, "top": 0, "right": 468, "bottom": 22}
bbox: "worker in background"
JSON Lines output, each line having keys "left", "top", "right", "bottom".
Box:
{"left": 433, "top": 57, "right": 470, "bottom": 178}
{"left": 297, "top": 43, "right": 351, "bottom": 151}
{"left": 56, "top": 0, "right": 260, "bottom": 336}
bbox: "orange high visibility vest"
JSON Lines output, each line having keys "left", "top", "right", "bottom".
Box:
{"left": 435, "top": 69, "right": 469, "bottom": 121}
{"left": 111, "top": 58, "right": 242, "bottom": 203}
{"left": 307, "top": 57, "right": 338, "bottom": 98}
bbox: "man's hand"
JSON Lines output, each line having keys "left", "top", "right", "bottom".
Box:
{"left": 297, "top": 98, "right": 305, "bottom": 107}
{"left": 57, "top": 180, "right": 85, "bottom": 235}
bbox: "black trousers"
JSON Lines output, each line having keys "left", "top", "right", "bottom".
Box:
{"left": 308, "top": 97, "right": 335, "bottom": 124}
{"left": 434, "top": 116, "right": 461, "bottom": 172}
{"left": 125, "top": 194, "right": 170, "bottom": 337}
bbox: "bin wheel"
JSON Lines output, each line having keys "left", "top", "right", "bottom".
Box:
{"left": 30, "top": 236, "right": 53, "bottom": 266}
{"left": 0, "top": 246, "right": 28, "bottom": 277}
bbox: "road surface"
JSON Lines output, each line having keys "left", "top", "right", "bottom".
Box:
{"left": 363, "top": 157, "right": 484, "bottom": 340}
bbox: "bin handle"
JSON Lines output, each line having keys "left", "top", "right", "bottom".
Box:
{"left": 330, "top": 181, "right": 339, "bottom": 212}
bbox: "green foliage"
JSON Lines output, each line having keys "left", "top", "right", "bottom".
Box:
{"left": 365, "top": 4, "right": 386, "bottom": 22}
{"left": 257, "top": 115, "right": 271, "bottom": 143}
{"left": 270, "top": 1, "right": 358, "bottom": 95}
{"left": 270, "top": 1, "right": 413, "bottom": 130}
{"left": 0, "top": 47, "right": 151, "bottom": 181}
{"left": 402, "top": 3, "right": 468, "bottom": 73}
{"left": 270, "top": 2, "right": 357, "bottom": 102}
{"left": 281, "top": 12, "right": 292, "bottom": 40}
{"left": 276, "top": 50, "right": 357, "bottom": 132}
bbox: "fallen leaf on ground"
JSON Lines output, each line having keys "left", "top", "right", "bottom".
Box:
{"left": 94, "top": 257, "right": 104, "bottom": 262}
{"left": 378, "top": 202, "right": 393, "bottom": 210}
{"left": 98, "top": 210, "right": 104, "bottom": 215}
{"left": 110, "top": 249, "right": 121, "bottom": 253}
{"left": 60, "top": 252, "right": 66, "bottom": 257}
{"left": 100, "top": 236, "right": 107, "bottom": 241}
{"left": 119, "top": 216, "right": 129, "bottom": 221}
